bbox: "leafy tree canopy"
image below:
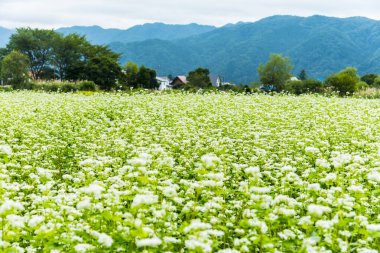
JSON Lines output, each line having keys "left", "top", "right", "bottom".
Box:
{"left": 1, "top": 50, "right": 30, "bottom": 87}
{"left": 187, "top": 67, "right": 211, "bottom": 88}
{"left": 258, "top": 54, "right": 293, "bottom": 91}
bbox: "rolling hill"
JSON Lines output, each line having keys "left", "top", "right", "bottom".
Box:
{"left": 0, "top": 27, "right": 14, "bottom": 47}
{"left": 109, "top": 15, "right": 380, "bottom": 83}
{"left": 56, "top": 23, "right": 216, "bottom": 45}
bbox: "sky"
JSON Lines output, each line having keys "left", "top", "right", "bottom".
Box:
{"left": 0, "top": 0, "right": 379, "bottom": 29}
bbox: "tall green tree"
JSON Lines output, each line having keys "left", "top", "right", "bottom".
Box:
{"left": 258, "top": 54, "right": 293, "bottom": 91}
{"left": 82, "top": 45, "right": 123, "bottom": 90}
{"left": 187, "top": 67, "right": 211, "bottom": 88}
{"left": 298, "top": 69, "right": 308, "bottom": 81}
{"left": 1, "top": 50, "right": 30, "bottom": 87}
{"left": 52, "top": 33, "right": 89, "bottom": 80}
{"left": 8, "top": 28, "right": 59, "bottom": 79}
{"left": 325, "top": 67, "right": 360, "bottom": 95}
{"left": 123, "top": 61, "right": 139, "bottom": 87}
{"left": 136, "top": 65, "right": 159, "bottom": 89}
{"left": 361, "top": 73, "right": 378, "bottom": 86}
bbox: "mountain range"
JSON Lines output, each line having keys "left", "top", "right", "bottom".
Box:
{"left": 1, "top": 15, "right": 380, "bottom": 83}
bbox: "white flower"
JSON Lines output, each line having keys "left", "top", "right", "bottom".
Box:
{"left": 28, "top": 215, "right": 45, "bottom": 228}
{"left": 97, "top": 233, "right": 113, "bottom": 247}
{"left": 368, "top": 171, "right": 380, "bottom": 183}
{"left": 132, "top": 194, "right": 158, "bottom": 208}
{"left": 218, "top": 249, "right": 240, "bottom": 253}
{"left": 184, "top": 219, "right": 212, "bottom": 233}
{"left": 0, "top": 200, "right": 24, "bottom": 215}
{"left": 135, "top": 237, "right": 162, "bottom": 248}
{"left": 278, "top": 229, "right": 296, "bottom": 240}
{"left": 74, "top": 244, "right": 94, "bottom": 252}
{"left": 307, "top": 204, "right": 332, "bottom": 217}
{"left": 305, "top": 147, "right": 319, "bottom": 154}
{"left": 0, "top": 144, "right": 12, "bottom": 156}
{"left": 367, "top": 224, "right": 380, "bottom": 232}
{"left": 201, "top": 154, "right": 221, "bottom": 167}
{"left": 7, "top": 214, "right": 25, "bottom": 228}
{"left": 82, "top": 183, "right": 104, "bottom": 198}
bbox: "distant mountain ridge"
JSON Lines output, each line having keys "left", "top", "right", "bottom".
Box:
{"left": 109, "top": 15, "right": 380, "bottom": 83}
{"left": 0, "top": 27, "right": 14, "bottom": 47}
{"left": 2, "top": 16, "right": 380, "bottom": 83}
{"left": 56, "top": 23, "right": 216, "bottom": 45}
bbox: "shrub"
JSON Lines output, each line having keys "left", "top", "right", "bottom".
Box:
{"left": 284, "top": 80, "right": 324, "bottom": 95}
{"left": 79, "top": 81, "right": 97, "bottom": 91}
{"left": 325, "top": 67, "right": 360, "bottom": 95}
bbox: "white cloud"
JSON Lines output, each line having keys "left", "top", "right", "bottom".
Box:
{"left": 0, "top": 0, "right": 378, "bottom": 29}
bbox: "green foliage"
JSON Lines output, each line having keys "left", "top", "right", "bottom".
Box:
{"left": 298, "top": 69, "right": 307, "bottom": 81}
{"left": 325, "top": 67, "right": 360, "bottom": 95}
{"left": 8, "top": 28, "right": 58, "bottom": 80}
{"left": 79, "top": 81, "right": 97, "bottom": 91}
{"left": 187, "top": 67, "right": 212, "bottom": 88}
{"left": 258, "top": 54, "right": 293, "bottom": 92}
{"left": 0, "top": 50, "right": 30, "bottom": 88}
{"left": 356, "top": 81, "right": 369, "bottom": 90}
{"left": 7, "top": 28, "right": 123, "bottom": 90}
{"left": 373, "top": 76, "right": 380, "bottom": 88}
{"left": 285, "top": 79, "right": 324, "bottom": 95}
{"left": 136, "top": 65, "right": 159, "bottom": 89}
{"left": 123, "top": 61, "right": 139, "bottom": 87}
{"left": 52, "top": 33, "right": 90, "bottom": 80}
{"left": 361, "top": 74, "right": 378, "bottom": 86}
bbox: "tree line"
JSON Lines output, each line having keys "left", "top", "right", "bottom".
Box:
{"left": 258, "top": 54, "right": 380, "bottom": 95}
{"left": 0, "top": 28, "right": 160, "bottom": 90}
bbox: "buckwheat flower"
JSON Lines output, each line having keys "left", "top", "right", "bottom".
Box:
{"left": 307, "top": 204, "right": 332, "bottom": 217}
{"left": 217, "top": 249, "right": 240, "bottom": 253}
{"left": 245, "top": 166, "right": 261, "bottom": 175}
{"left": 316, "top": 159, "right": 330, "bottom": 169}
{"left": 7, "top": 214, "right": 25, "bottom": 228}
{"left": 28, "top": 215, "right": 45, "bottom": 228}
{"left": 82, "top": 182, "right": 104, "bottom": 199}
{"left": 281, "top": 165, "right": 296, "bottom": 173}
{"left": 331, "top": 153, "right": 352, "bottom": 168}
{"left": 0, "top": 144, "right": 12, "bottom": 156}
{"left": 201, "top": 154, "right": 221, "bottom": 167}
{"left": 357, "top": 249, "right": 378, "bottom": 253}
{"left": 185, "top": 239, "right": 212, "bottom": 253}
{"left": 76, "top": 198, "right": 92, "bottom": 210}
{"left": 308, "top": 183, "right": 321, "bottom": 191}
{"left": 0, "top": 200, "right": 24, "bottom": 214}
{"left": 163, "top": 237, "right": 181, "bottom": 244}
{"left": 131, "top": 194, "right": 158, "bottom": 208}
{"left": 184, "top": 219, "right": 212, "bottom": 233}
{"left": 298, "top": 216, "right": 313, "bottom": 226}
{"left": 278, "top": 229, "right": 296, "bottom": 240}
{"left": 367, "top": 171, "right": 380, "bottom": 183}
{"left": 97, "top": 233, "right": 113, "bottom": 247}
{"left": 305, "top": 147, "right": 320, "bottom": 154}
{"left": 135, "top": 237, "right": 162, "bottom": 248}
{"left": 367, "top": 224, "right": 380, "bottom": 232}
{"left": 74, "top": 244, "right": 94, "bottom": 253}
{"left": 320, "top": 173, "right": 337, "bottom": 183}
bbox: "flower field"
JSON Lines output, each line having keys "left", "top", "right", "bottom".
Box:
{"left": 0, "top": 92, "right": 380, "bottom": 252}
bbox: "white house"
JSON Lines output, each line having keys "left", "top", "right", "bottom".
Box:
{"left": 156, "top": 76, "right": 172, "bottom": 90}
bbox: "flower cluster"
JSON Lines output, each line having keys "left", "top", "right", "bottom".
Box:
{"left": 0, "top": 91, "right": 379, "bottom": 252}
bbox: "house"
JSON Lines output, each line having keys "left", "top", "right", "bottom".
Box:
{"left": 171, "top": 76, "right": 188, "bottom": 89}
{"left": 260, "top": 85, "right": 277, "bottom": 92}
{"left": 156, "top": 76, "right": 172, "bottom": 90}
{"left": 209, "top": 75, "right": 223, "bottom": 88}
{"left": 290, "top": 76, "right": 300, "bottom": 81}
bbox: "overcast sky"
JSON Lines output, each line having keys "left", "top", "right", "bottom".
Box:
{"left": 0, "top": 0, "right": 378, "bottom": 29}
